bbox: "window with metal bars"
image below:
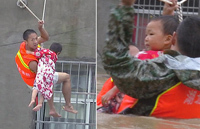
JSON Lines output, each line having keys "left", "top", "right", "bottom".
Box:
{"left": 133, "top": 0, "right": 200, "bottom": 50}
{"left": 34, "top": 60, "right": 96, "bottom": 129}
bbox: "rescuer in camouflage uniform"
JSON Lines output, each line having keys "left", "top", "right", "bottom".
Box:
{"left": 102, "top": 0, "right": 200, "bottom": 115}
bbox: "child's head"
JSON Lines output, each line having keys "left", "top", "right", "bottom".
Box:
{"left": 144, "top": 16, "right": 179, "bottom": 51}
{"left": 49, "top": 42, "right": 62, "bottom": 55}
{"left": 174, "top": 16, "right": 200, "bottom": 58}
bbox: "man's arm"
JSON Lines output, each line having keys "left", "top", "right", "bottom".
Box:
{"left": 37, "top": 20, "right": 49, "bottom": 44}
{"left": 102, "top": 1, "right": 178, "bottom": 99}
{"left": 29, "top": 61, "right": 38, "bottom": 73}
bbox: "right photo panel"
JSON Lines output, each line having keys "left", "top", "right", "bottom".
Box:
{"left": 97, "top": 0, "right": 200, "bottom": 128}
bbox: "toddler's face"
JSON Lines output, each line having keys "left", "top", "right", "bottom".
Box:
{"left": 144, "top": 20, "right": 168, "bottom": 51}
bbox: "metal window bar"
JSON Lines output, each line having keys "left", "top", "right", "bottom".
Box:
{"left": 133, "top": 0, "right": 200, "bottom": 50}
{"left": 35, "top": 60, "right": 96, "bottom": 129}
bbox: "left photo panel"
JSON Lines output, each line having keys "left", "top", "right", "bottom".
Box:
{"left": 0, "top": 0, "right": 96, "bottom": 129}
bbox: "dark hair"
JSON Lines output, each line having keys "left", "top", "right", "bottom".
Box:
{"left": 49, "top": 42, "right": 62, "bottom": 54}
{"left": 23, "top": 29, "right": 37, "bottom": 41}
{"left": 151, "top": 16, "right": 179, "bottom": 35}
{"left": 177, "top": 16, "right": 200, "bottom": 57}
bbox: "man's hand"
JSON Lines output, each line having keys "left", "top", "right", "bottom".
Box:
{"left": 121, "top": 0, "right": 137, "bottom": 6}
{"left": 37, "top": 20, "right": 49, "bottom": 44}
{"left": 38, "top": 20, "right": 44, "bottom": 29}
{"left": 163, "top": 0, "right": 179, "bottom": 15}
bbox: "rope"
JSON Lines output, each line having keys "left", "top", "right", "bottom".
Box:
{"left": 42, "top": 0, "right": 47, "bottom": 24}
{"left": 179, "top": 0, "right": 187, "bottom": 4}
{"left": 41, "top": 0, "right": 47, "bottom": 48}
{"left": 159, "top": 0, "right": 187, "bottom": 23}
{"left": 177, "top": 0, "right": 188, "bottom": 23}
{"left": 19, "top": 0, "right": 41, "bottom": 21}
{"left": 176, "top": 4, "right": 183, "bottom": 23}
{"left": 17, "top": 0, "right": 48, "bottom": 47}
{"left": 17, "top": 0, "right": 27, "bottom": 9}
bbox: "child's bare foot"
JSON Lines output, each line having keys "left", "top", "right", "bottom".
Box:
{"left": 63, "top": 105, "right": 78, "bottom": 114}
{"left": 28, "top": 100, "right": 35, "bottom": 107}
{"left": 33, "top": 104, "right": 42, "bottom": 111}
{"left": 49, "top": 109, "right": 61, "bottom": 117}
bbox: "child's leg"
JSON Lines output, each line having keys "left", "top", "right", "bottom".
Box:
{"left": 28, "top": 89, "right": 38, "bottom": 107}
{"left": 33, "top": 94, "right": 44, "bottom": 111}
{"left": 57, "top": 72, "right": 78, "bottom": 114}
{"left": 47, "top": 97, "right": 61, "bottom": 117}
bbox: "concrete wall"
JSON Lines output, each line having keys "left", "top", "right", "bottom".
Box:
{"left": 97, "top": 0, "right": 118, "bottom": 56}
{"left": 0, "top": 0, "right": 95, "bottom": 129}
{"left": 97, "top": 0, "right": 118, "bottom": 73}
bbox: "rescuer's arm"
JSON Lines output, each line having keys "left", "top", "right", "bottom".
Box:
{"left": 29, "top": 61, "right": 38, "bottom": 73}
{"left": 37, "top": 20, "right": 49, "bottom": 44}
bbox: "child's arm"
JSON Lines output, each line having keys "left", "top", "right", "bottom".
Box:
{"left": 34, "top": 51, "right": 44, "bottom": 59}
{"left": 129, "top": 45, "right": 140, "bottom": 57}
{"left": 26, "top": 50, "right": 34, "bottom": 55}
{"left": 101, "top": 86, "right": 120, "bottom": 106}
{"left": 26, "top": 49, "right": 44, "bottom": 59}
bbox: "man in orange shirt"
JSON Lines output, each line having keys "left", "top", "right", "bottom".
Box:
{"left": 16, "top": 20, "right": 77, "bottom": 117}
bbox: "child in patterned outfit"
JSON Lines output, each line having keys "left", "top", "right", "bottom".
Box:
{"left": 27, "top": 43, "right": 61, "bottom": 111}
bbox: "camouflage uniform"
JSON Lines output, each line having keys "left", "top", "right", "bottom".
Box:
{"left": 102, "top": 5, "right": 200, "bottom": 115}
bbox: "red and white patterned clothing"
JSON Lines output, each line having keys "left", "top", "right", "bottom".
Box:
{"left": 34, "top": 48, "right": 57, "bottom": 100}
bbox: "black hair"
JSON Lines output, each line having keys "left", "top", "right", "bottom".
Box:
{"left": 151, "top": 15, "right": 179, "bottom": 35}
{"left": 177, "top": 16, "right": 200, "bottom": 57}
{"left": 23, "top": 29, "right": 37, "bottom": 41}
{"left": 49, "top": 42, "right": 62, "bottom": 54}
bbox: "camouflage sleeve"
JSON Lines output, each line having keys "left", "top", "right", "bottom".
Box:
{"left": 102, "top": 5, "right": 179, "bottom": 99}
